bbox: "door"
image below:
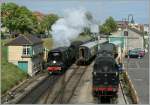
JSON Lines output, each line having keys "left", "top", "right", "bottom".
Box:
{"left": 80, "top": 48, "right": 85, "bottom": 58}
{"left": 18, "top": 61, "right": 28, "bottom": 72}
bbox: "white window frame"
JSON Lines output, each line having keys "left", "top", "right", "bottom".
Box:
{"left": 23, "top": 46, "right": 30, "bottom": 56}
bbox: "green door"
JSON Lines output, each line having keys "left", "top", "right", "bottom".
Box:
{"left": 18, "top": 61, "right": 28, "bottom": 72}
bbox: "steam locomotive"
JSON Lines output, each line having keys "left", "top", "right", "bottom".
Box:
{"left": 92, "top": 43, "right": 120, "bottom": 98}
{"left": 47, "top": 40, "right": 86, "bottom": 75}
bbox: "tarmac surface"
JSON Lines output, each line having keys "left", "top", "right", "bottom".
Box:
{"left": 124, "top": 52, "right": 149, "bottom": 104}
{"left": 123, "top": 29, "right": 149, "bottom": 104}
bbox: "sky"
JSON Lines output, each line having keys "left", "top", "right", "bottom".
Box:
{"left": 3, "top": 0, "right": 150, "bottom": 24}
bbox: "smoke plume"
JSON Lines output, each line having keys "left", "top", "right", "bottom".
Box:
{"left": 51, "top": 8, "right": 96, "bottom": 48}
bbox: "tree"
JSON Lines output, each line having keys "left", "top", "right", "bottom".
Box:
{"left": 1, "top": 3, "right": 59, "bottom": 36}
{"left": 100, "top": 16, "right": 117, "bottom": 35}
{"left": 43, "top": 14, "right": 59, "bottom": 35}
{"left": 1, "top": 3, "right": 19, "bottom": 34}
{"left": 1, "top": 3, "right": 38, "bottom": 34}
{"left": 100, "top": 24, "right": 111, "bottom": 35}
{"left": 104, "top": 16, "right": 117, "bottom": 32}
{"left": 32, "top": 12, "right": 46, "bottom": 35}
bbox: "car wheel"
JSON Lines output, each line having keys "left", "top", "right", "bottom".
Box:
{"left": 138, "top": 56, "right": 141, "bottom": 59}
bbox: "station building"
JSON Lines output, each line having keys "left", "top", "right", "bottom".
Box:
{"left": 6, "top": 35, "right": 44, "bottom": 76}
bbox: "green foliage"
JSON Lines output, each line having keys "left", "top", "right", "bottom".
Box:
{"left": 43, "top": 14, "right": 59, "bottom": 35}
{"left": 1, "top": 3, "right": 58, "bottom": 36}
{"left": 100, "top": 16, "right": 117, "bottom": 35}
{"left": 35, "top": 22, "right": 46, "bottom": 34}
{"left": 100, "top": 24, "right": 111, "bottom": 34}
{"left": 104, "top": 16, "right": 117, "bottom": 32}
{"left": 1, "top": 3, "right": 37, "bottom": 34}
{"left": 1, "top": 3, "right": 19, "bottom": 33}
{"left": 33, "top": 14, "right": 58, "bottom": 36}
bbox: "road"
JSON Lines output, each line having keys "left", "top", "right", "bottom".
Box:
{"left": 123, "top": 29, "right": 149, "bottom": 104}
{"left": 124, "top": 51, "right": 149, "bottom": 104}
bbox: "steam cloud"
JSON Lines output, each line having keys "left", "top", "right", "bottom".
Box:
{"left": 51, "top": 8, "right": 96, "bottom": 48}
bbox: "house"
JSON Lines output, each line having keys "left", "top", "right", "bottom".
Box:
{"left": 6, "top": 35, "right": 44, "bottom": 76}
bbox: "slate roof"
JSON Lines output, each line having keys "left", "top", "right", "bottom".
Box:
{"left": 6, "top": 35, "right": 43, "bottom": 46}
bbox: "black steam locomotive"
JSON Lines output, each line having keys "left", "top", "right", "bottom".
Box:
{"left": 47, "top": 40, "right": 85, "bottom": 75}
{"left": 92, "top": 43, "right": 120, "bottom": 98}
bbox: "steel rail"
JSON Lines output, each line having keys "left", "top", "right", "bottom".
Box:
{"left": 120, "top": 81, "right": 128, "bottom": 104}
{"left": 51, "top": 65, "right": 81, "bottom": 104}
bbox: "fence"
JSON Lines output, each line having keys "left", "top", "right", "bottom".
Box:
{"left": 123, "top": 71, "right": 140, "bottom": 104}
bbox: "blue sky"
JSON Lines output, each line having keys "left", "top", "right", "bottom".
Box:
{"left": 3, "top": 0, "right": 150, "bottom": 24}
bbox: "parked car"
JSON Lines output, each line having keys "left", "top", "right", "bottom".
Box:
{"left": 128, "top": 48, "right": 145, "bottom": 58}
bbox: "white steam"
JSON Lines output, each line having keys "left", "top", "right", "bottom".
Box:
{"left": 51, "top": 8, "right": 96, "bottom": 48}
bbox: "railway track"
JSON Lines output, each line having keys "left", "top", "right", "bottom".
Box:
{"left": 50, "top": 66, "right": 89, "bottom": 104}
{"left": 15, "top": 62, "right": 128, "bottom": 104}
{"left": 94, "top": 81, "right": 128, "bottom": 104}
{"left": 2, "top": 72, "right": 48, "bottom": 104}
{"left": 42, "top": 64, "right": 80, "bottom": 104}
{"left": 17, "top": 75, "right": 60, "bottom": 104}
{"left": 119, "top": 80, "right": 128, "bottom": 104}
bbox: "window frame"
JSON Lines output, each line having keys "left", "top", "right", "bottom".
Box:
{"left": 23, "top": 46, "right": 30, "bottom": 56}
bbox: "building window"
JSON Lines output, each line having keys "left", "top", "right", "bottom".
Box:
{"left": 23, "top": 46, "right": 30, "bottom": 56}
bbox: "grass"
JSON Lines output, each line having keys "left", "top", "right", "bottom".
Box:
{"left": 1, "top": 39, "right": 28, "bottom": 94}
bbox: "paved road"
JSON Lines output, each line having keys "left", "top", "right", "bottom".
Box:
{"left": 124, "top": 52, "right": 149, "bottom": 104}
{"left": 124, "top": 29, "right": 149, "bottom": 104}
